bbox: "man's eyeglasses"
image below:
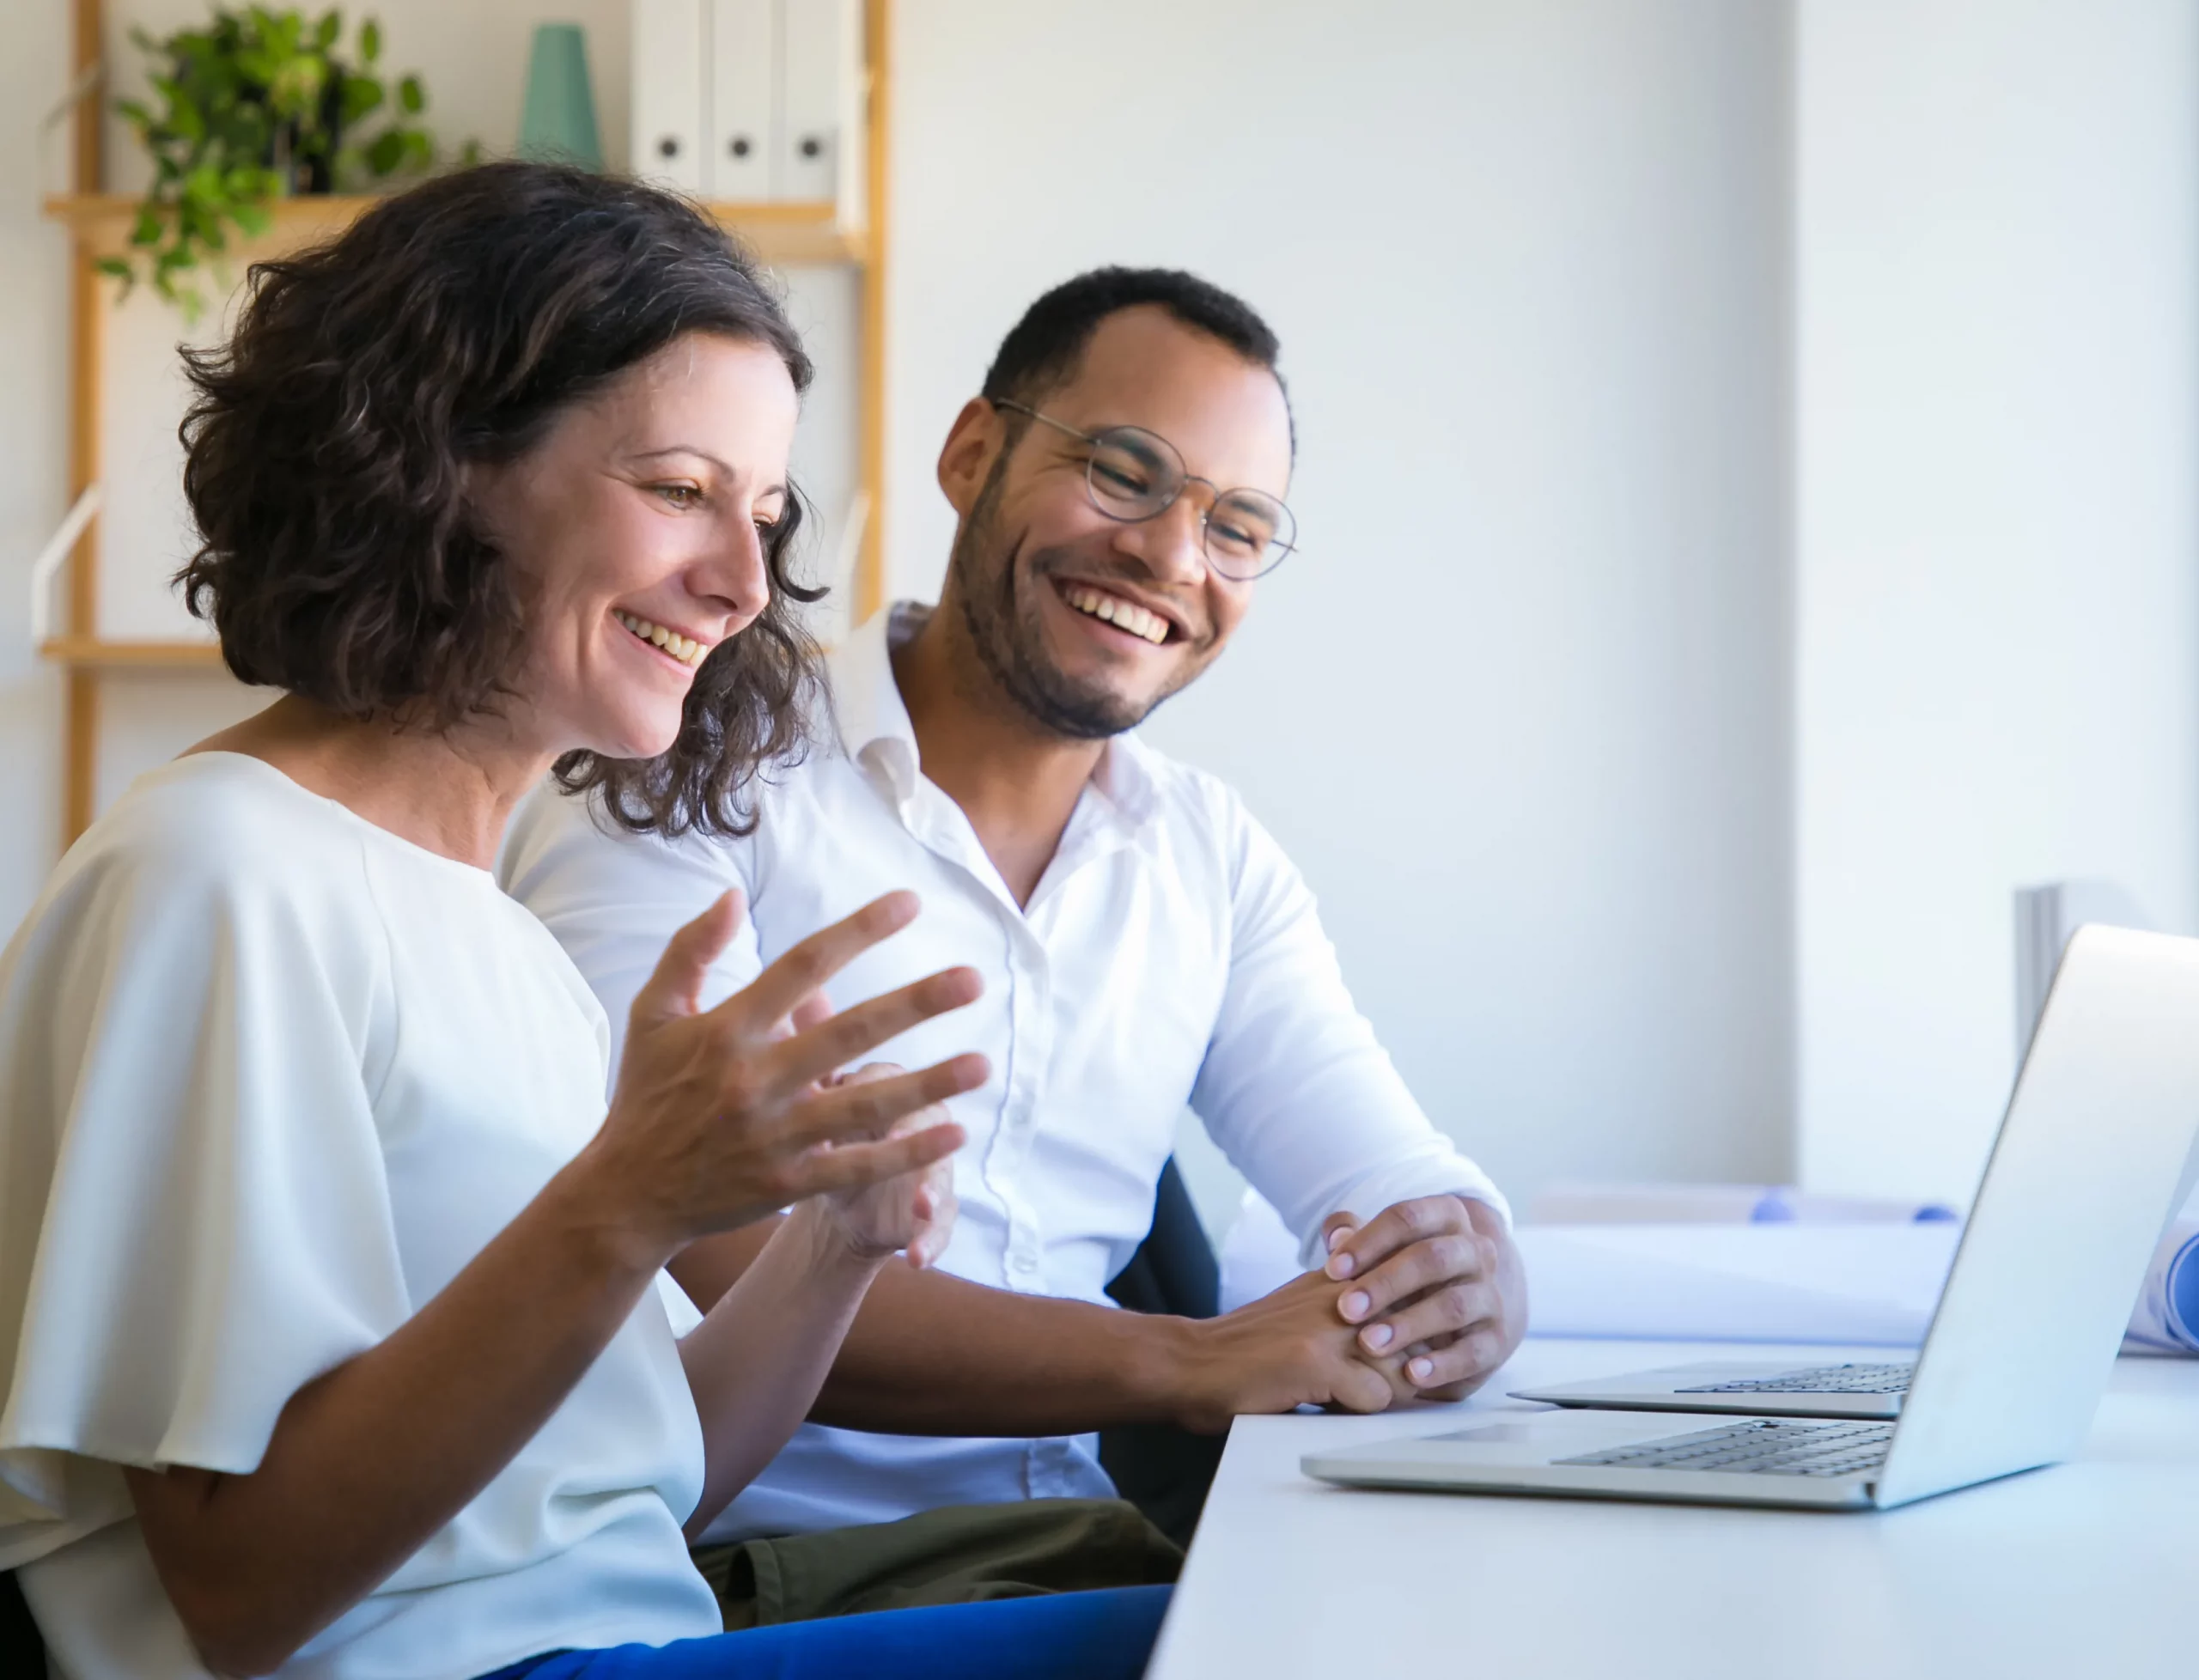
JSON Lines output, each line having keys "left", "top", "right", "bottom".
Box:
{"left": 994, "top": 400, "right": 1298, "bottom": 581}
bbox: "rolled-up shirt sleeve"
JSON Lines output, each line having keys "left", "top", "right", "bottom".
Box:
{"left": 1188, "top": 798, "right": 1510, "bottom": 1270}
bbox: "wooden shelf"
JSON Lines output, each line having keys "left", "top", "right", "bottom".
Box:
{"left": 40, "top": 636, "right": 228, "bottom": 671}
{"left": 42, "top": 192, "right": 868, "bottom": 267}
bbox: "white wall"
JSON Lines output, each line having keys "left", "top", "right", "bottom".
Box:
{"left": 1794, "top": 1, "right": 2199, "bottom": 1202}
{"left": 889, "top": 0, "right": 1796, "bottom": 1212}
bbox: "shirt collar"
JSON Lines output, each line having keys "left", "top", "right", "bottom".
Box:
{"left": 824, "top": 600, "right": 1161, "bottom": 830}
{"left": 824, "top": 600, "right": 928, "bottom": 805}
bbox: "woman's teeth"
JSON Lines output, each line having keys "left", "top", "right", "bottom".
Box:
{"left": 616, "top": 610, "right": 708, "bottom": 667}
{"left": 1062, "top": 585, "right": 1168, "bottom": 645}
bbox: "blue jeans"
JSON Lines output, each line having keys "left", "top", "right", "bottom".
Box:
{"left": 478, "top": 1586, "right": 1172, "bottom": 1680}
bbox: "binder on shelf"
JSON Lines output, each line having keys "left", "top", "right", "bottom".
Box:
{"left": 708, "top": 0, "right": 777, "bottom": 199}
{"left": 779, "top": 0, "right": 861, "bottom": 203}
{"left": 630, "top": 0, "right": 707, "bottom": 193}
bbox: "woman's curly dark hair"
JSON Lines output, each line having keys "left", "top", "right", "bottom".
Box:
{"left": 177, "top": 159, "right": 822, "bottom": 837}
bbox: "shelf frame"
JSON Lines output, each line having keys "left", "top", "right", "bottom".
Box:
{"left": 44, "top": 0, "right": 891, "bottom": 848}
{"left": 41, "top": 192, "right": 871, "bottom": 267}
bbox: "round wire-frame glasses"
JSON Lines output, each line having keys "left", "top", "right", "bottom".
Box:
{"left": 995, "top": 399, "right": 1298, "bottom": 581}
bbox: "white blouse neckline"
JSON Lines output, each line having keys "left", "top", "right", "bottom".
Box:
{"left": 169, "top": 749, "right": 503, "bottom": 884}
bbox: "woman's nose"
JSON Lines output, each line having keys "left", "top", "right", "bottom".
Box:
{"left": 702, "top": 517, "right": 772, "bottom": 627}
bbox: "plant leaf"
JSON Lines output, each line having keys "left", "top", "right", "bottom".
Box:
{"left": 365, "top": 127, "right": 405, "bottom": 175}
{"left": 361, "top": 18, "right": 381, "bottom": 64}
{"left": 340, "top": 74, "right": 382, "bottom": 123}
{"left": 398, "top": 74, "right": 423, "bottom": 115}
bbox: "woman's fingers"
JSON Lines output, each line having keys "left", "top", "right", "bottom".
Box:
{"left": 784, "top": 1056, "right": 990, "bottom": 1153}
{"left": 787, "top": 1120, "right": 968, "bottom": 1202}
{"left": 905, "top": 1162, "right": 958, "bottom": 1269}
{"left": 628, "top": 891, "right": 747, "bottom": 1027}
{"left": 785, "top": 989, "right": 835, "bottom": 1037}
{"left": 721, "top": 892, "right": 920, "bottom": 1032}
{"left": 762, "top": 968, "right": 983, "bottom": 1095}
{"left": 612, "top": 891, "right": 992, "bottom": 1244}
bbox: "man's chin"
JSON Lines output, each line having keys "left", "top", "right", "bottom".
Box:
{"left": 1030, "top": 680, "right": 1162, "bottom": 740}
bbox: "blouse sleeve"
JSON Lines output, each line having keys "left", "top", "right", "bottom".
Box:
{"left": 0, "top": 825, "right": 405, "bottom": 1570}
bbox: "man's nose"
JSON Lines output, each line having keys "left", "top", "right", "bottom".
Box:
{"left": 1118, "top": 492, "right": 1209, "bottom": 587}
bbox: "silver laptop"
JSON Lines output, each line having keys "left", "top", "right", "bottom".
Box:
{"left": 1512, "top": 1355, "right": 1918, "bottom": 1421}
{"left": 1304, "top": 926, "right": 2199, "bottom": 1511}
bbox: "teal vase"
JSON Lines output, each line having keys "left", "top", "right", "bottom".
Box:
{"left": 518, "top": 24, "right": 603, "bottom": 170}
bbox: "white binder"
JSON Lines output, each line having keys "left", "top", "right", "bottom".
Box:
{"left": 708, "top": 0, "right": 777, "bottom": 199}
{"left": 778, "top": 0, "right": 860, "bottom": 202}
{"left": 630, "top": 0, "right": 707, "bottom": 193}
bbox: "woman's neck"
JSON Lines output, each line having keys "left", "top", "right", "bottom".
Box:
{"left": 186, "top": 694, "right": 555, "bottom": 870}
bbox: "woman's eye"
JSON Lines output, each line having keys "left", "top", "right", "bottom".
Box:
{"left": 655, "top": 484, "right": 704, "bottom": 509}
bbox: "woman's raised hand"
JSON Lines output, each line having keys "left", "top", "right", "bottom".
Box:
{"left": 582, "top": 889, "right": 984, "bottom": 1255}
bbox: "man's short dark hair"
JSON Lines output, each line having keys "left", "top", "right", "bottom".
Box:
{"left": 979, "top": 267, "right": 1293, "bottom": 454}
{"left": 178, "top": 160, "right": 822, "bottom": 838}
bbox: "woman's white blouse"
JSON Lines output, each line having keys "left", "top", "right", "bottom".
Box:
{"left": 0, "top": 753, "right": 719, "bottom": 1680}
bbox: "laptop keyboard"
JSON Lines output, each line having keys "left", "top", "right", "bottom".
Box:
{"left": 1556, "top": 1418, "right": 1895, "bottom": 1478}
{"left": 1675, "top": 1361, "right": 1915, "bottom": 1396}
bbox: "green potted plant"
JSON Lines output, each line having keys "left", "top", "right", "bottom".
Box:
{"left": 106, "top": 7, "right": 458, "bottom": 315}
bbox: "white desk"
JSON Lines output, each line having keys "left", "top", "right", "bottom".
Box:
{"left": 1148, "top": 1336, "right": 2199, "bottom": 1678}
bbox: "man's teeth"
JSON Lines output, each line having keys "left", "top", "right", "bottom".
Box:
{"left": 616, "top": 610, "right": 708, "bottom": 667}
{"left": 1062, "top": 586, "right": 1168, "bottom": 645}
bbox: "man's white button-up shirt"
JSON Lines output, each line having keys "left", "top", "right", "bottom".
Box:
{"left": 500, "top": 603, "right": 1508, "bottom": 1540}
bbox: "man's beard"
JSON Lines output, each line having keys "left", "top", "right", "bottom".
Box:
{"left": 952, "top": 462, "right": 1189, "bottom": 740}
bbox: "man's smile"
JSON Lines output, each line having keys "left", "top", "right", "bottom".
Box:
{"left": 1049, "top": 577, "right": 1185, "bottom": 647}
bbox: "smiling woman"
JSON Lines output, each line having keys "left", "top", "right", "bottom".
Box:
{"left": 177, "top": 162, "right": 822, "bottom": 838}
{"left": 0, "top": 162, "right": 1167, "bottom": 1680}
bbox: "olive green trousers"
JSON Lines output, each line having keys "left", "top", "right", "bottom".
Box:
{"left": 691, "top": 1498, "right": 1184, "bottom": 1630}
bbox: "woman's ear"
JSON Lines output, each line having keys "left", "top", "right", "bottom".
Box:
{"left": 935, "top": 398, "right": 1006, "bottom": 516}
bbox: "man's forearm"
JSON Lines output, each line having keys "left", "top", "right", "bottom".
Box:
{"left": 671, "top": 1220, "right": 1207, "bottom": 1436}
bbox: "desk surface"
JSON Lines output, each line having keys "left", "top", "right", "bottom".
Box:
{"left": 1148, "top": 1336, "right": 2199, "bottom": 1679}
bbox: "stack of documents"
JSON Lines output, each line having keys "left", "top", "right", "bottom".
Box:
{"left": 1527, "top": 1181, "right": 1958, "bottom": 1225}
{"left": 1515, "top": 1218, "right": 2199, "bottom": 1354}
{"left": 1514, "top": 1223, "right": 1958, "bottom": 1345}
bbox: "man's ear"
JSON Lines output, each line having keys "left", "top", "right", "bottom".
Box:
{"left": 936, "top": 397, "right": 1004, "bottom": 517}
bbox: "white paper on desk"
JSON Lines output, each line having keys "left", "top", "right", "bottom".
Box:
{"left": 1515, "top": 1224, "right": 1963, "bottom": 1346}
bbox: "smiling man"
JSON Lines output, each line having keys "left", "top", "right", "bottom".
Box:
{"left": 501, "top": 268, "right": 1526, "bottom": 1590}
